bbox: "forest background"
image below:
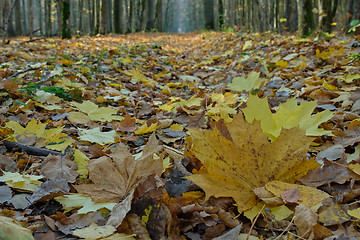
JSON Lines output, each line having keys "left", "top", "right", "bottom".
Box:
{"left": 1, "top": 0, "right": 360, "bottom": 41}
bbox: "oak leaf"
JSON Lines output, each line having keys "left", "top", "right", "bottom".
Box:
{"left": 186, "top": 113, "right": 318, "bottom": 212}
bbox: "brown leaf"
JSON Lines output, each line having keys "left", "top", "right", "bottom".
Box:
{"left": 294, "top": 204, "right": 317, "bottom": 239}
{"left": 74, "top": 133, "right": 162, "bottom": 202}
{"left": 41, "top": 155, "right": 78, "bottom": 183}
{"left": 281, "top": 188, "right": 302, "bottom": 204}
{"left": 114, "top": 114, "right": 137, "bottom": 132}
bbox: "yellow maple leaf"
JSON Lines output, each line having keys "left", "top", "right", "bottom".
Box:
{"left": 207, "top": 104, "right": 236, "bottom": 122}
{"left": 5, "top": 119, "right": 74, "bottom": 151}
{"left": 275, "top": 60, "right": 288, "bottom": 68}
{"left": 186, "top": 113, "right": 318, "bottom": 212}
{"left": 134, "top": 122, "right": 159, "bottom": 135}
{"left": 0, "top": 171, "right": 43, "bottom": 192}
{"left": 243, "top": 95, "right": 333, "bottom": 141}
{"left": 73, "top": 149, "right": 89, "bottom": 180}
{"left": 71, "top": 101, "right": 124, "bottom": 122}
{"left": 131, "top": 69, "right": 157, "bottom": 87}
{"left": 227, "top": 72, "right": 267, "bottom": 92}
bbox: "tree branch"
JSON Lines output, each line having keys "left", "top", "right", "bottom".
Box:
{"left": 2, "top": 140, "right": 63, "bottom": 156}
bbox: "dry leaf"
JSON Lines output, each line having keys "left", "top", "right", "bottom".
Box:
{"left": 186, "top": 113, "right": 317, "bottom": 212}
{"left": 74, "top": 133, "right": 162, "bottom": 202}
{"left": 294, "top": 204, "right": 317, "bottom": 239}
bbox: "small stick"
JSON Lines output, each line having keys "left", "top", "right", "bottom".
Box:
{"left": 2, "top": 140, "right": 63, "bottom": 156}
{"left": 247, "top": 203, "right": 266, "bottom": 240}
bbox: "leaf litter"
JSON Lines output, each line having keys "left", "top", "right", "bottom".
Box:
{"left": 1, "top": 32, "right": 360, "bottom": 239}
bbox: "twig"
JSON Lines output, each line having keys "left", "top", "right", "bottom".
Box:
{"left": 19, "top": 37, "right": 46, "bottom": 44}
{"left": 2, "top": 140, "right": 63, "bottom": 156}
{"left": 274, "top": 215, "right": 295, "bottom": 240}
{"left": 247, "top": 203, "right": 266, "bottom": 240}
{"left": 8, "top": 67, "right": 40, "bottom": 78}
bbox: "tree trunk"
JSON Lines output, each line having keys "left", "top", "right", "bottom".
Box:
{"left": 204, "top": 0, "right": 214, "bottom": 29}
{"left": 129, "top": 0, "right": 136, "bottom": 32}
{"left": 38, "top": 0, "right": 43, "bottom": 35}
{"left": 2, "top": 0, "right": 17, "bottom": 44}
{"left": 140, "top": 0, "right": 148, "bottom": 31}
{"left": 146, "top": 0, "right": 156, "bottom": 31}
{"left": 45, "top": 0, "right": 52, "bottom": 36}
{"left": 155, "top": 0, "right": 164, "bottom": 31}
{"left": 79, "top": 0, "right": 84, "bottom": 34}
{"left": 114, "top": 0, "right": 120, "bottom": 33}
{"left": 14, "top": 0, "right": 22, "bottom": 35}
{"left": 61, "top": 0, "right": 71, "bottom": 38}
{"left": 56, "top": 0, "right": 62, "bottom": 36}
{"left": 95, "top": 0, "right": 100, "bottom": 34}
{"left": 297, "top": 0, "right": 304, "bottom": 36}
{"left": 29, "top": 0, "right": 33, "bottom": 38}
{"left": 100, "top": 0, "right": 107, "bottom": 34}
{"left": 222, "top": 0, "right": 229, "bottom": 29}
{"left": 297, "top": 0, "right": 314, "bottom": 36}
{"left": 318, "top": 0, "right": 338, "bottom": 33}
{"left": 120, "top": 0, "right": 128, "bottom": 33}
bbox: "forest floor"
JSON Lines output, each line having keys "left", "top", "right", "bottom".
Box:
{"left": 1, "top": 32, "right": 360, "bottom": 240}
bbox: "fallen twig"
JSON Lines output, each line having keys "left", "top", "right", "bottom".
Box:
{"left": 2, "top": 140, "right": 62, "bottom": 156}
{"left": 247, "top": 203, "right": 266, "bottom": 240}
{"left": 19, "top": 37, "right": 46, "bottom": 44}
{"left": 8, "top": 67, "right": 40, "bottom": 78}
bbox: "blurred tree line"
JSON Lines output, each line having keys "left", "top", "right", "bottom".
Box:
{"left": 1, "top": 0, "right": 359, "bottom": 40}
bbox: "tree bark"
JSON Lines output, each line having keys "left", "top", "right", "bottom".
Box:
{"left": 56, "top": 0, "right": 62, "bottom": 36}
{"left": 100, "top": 0, "right": 107, "bottom": 34}
{"left": 318, "top": 0, "right": 338, "bottom": 33}
{"left": 120, "top": 0, "right": 128, "bottom": 33}
{"left": 61, "top": 0, "right": 71, "bottom": 39}
{"left": 2, "top": 0, "right": 17, "bottom": 44}
{"left": 79, "top": 0, "right": 84, "bottom": 33}
{"left": 14, "top": 0, "right": 21, "bottom": 35}
{"left": 297, "top": 0, "right": 314, "bottom": 36}
{"left": 29, "top": 0, "right": 33, "bottom": 39}
{"left": 45, "top": 0, "right": 52, "bottom": 36}
{"left": 95, "top": 0, "right": 100, "bottom": 34}
{"left": 146, "top": 0, "right": 156, "bottom": 31}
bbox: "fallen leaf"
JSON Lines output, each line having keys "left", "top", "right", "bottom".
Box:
{"left": 243, "top": 95, "right": 334, "bottom": 140}
{"left": 0, "top": 185, "right": 12, "bottom": 203}
{"left": 294, "top": 204, "right": 317, "bottom": 239}
{"left": 265, "top": 181, "right": 330, "bottom": 207}
{"left": 72, "top": 223, "right": 116, "bottom": 240}
{"left": 0, "top": 216, "right": 35, "bottom": 240}
{"left": 318, "top": 204, "right": 351, "bottom": 226}
{"left": 55, "top": 194, "right": 116, "bottom": 214}
{"left": 71, "top": 101, "right": 123, "bottom": 122}
{"left": 0, "top": 171, "right": 42, "bottom": 191}
{"left": 186, "top": 113, "right": 317, "bottom": 212}
{"left": 74, "top": 133, "right": 162, "bottom": 202}
{"left": 41, "top": 154, "right": 78, "bottom": 183}
{"left": 281, "top": 188, "right": 302, "bottom": 204}
{"left": 78, "top": 127, "right": 120, "bottom": 145}
{"left": 227, "top": 72, "right": 266, "bottom": 92}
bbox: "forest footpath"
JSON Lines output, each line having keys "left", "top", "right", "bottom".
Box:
{"left": 1, "top": 32, "right": 360, "bottom": 239}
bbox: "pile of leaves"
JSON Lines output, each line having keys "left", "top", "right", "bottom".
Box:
{"left": 1, "top": 32, "right": 360, "bottom": 239}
